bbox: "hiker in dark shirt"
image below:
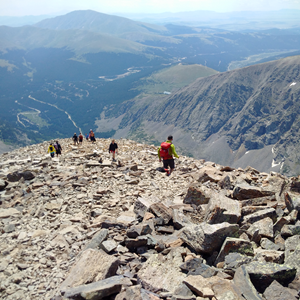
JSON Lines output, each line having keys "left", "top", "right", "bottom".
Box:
{"left": 54, "top": 141, "right": 62, "bottom": 157}
{"left": 90, "top": 130, "right": 96, "bottom": 143}
{"left": 109, "top": 139, "right": 118, "bottom": 161}
{"left": 73, "top": 133, "right": 78, "bottom": 145}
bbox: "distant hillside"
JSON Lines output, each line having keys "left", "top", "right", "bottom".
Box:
{"left": 0, "top": 25, "right": 149, "bottom": 55}
{"left": 35, "top": 10, "right": 168, "bottom": 38}
{"left": 99, "top": 56, "right": 300, "bottom": 176}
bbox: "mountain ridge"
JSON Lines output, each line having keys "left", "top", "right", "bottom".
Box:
{"left": 98, "top": 55, "right": 300, "bottom": 176}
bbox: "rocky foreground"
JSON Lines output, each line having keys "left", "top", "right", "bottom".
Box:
{"left": 1, "top": 138, "right": 300, "bottom": 300}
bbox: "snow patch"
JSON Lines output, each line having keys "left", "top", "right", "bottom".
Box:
{"left": 245, "top": 151, "right": 249, "bottom": 154}
{"left": 290, "top": 82, "right": 297, "bottom": 87}
{"left": 272, "top": 159, "right": 281, "bottom": 168}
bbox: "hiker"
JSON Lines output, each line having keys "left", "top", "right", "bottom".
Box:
{"left": 79, "top": 133, "right": 83, "bottom": 145}
{"left": 85, "top": 133, "right": 89, "bottom": 141}
{"left": 109, "top": 139, "right": 118, "bottom": 161}
{"left": 72, "top": 133, "right": 78, "bottom": 145}
{"left": 54, "top": 141, "right": 62, "bottom": 157}
{"left": 47, "top": 143, "right": 56, "bottom": 158}
{"left": 90, "top": 130, "right": 96, "bottom": 143}
{"left": 158, "top": 135, "right": 179, "bottom": 176}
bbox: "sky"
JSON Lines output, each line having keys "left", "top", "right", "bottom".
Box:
{"left": 1, "top": 0, "right": 300, "bottom": 16}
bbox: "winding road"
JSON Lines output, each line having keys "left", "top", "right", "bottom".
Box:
{"left": 28, "top": 95, "right": 82, "bottom": 133}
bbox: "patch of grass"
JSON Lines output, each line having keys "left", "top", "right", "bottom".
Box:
{"left": 135, "top": 63, "right": 218, "bottom": 94}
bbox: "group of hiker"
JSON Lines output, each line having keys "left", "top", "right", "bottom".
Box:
{"left": 48, "top": 134, "right": 179, "bottom": 176}
{"left": 47, "top": 141, "right": 62, "bottom": 158}
{"left": 73, "top": 129, "right": 96, "bottom": 146}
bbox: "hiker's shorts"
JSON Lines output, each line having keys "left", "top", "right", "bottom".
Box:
{"left": 163, "top": 159, "right": 175, "bottom": 169}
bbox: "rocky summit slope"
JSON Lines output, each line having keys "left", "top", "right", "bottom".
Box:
{"left": 1, "top": 138, "right": 300, "bottom": 299}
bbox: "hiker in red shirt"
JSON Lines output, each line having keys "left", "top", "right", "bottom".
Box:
{"left": 158, "top": 135, "right": 179, "bottom": 176}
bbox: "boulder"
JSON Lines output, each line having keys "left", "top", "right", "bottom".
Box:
{"left": 150, "top": 202, "right": 173, "bottom": 225}
{"left": 223, "top": 253, "right": 252, "bottom": 271}
{"left": 84, "top": 229, "right": 109, "bottom": 250}
{"left": 60, "top": 249, "right": 119, "bottom": 291}
{"left": 172, "top": 209, "right": 192, "bottom": 230}
{"left": 281, "top": 224, "right": 300, "bottom": 238}
{"left": 254, "top": 249, "right": 284, "bottom": 264}
{"left": 197, "top": 166, "right": 224, "bottom": 183}
{"left": 263, "top": 280, "right": 298, "bottom": 300}
{"left": 245, "top": 261, "right": 297, "bottom": 293}
{"left": 285, "top": 235, "right": 300, "bottom": 259}
{"left": 233, "top": 266, "right": 263, "bottom": 300}
{"left": 233, "top": 185, "right": 275, "bottom": 200}
{"left": 63, "top": 275, "right": 125, "bottom": 299}
{"left": 247, "top": 217, "right": 274, "bottom": 239}
{"left": 285, "top": 243, "right": 300, "bottom": 274}
{"left": 241, "top": 208, "right": 277, "bottom": 225}
{"left": 180, "top": 222, "right": 239, "bottom": 254}
{"left": 204, "top": 192, "right": 241, "bottom": 224}
{"left": 137, "top": 247, "right": 187, "bottom": 293}
{"left": 215, "top": 237, "right": 254, "bottom": 265}
{"left": 183, "top": 183, "right": 212, "bottom": 206}
{"left": 134, "top": 197, "right": 157, "bottom": 219}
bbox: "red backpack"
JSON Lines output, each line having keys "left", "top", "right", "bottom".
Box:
{"left": 160, "top": 142, "right": 172, "bottom": 159}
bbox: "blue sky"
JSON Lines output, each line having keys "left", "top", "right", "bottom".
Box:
{"left": 1, "top": 0, "right": 300, "bottom": 16}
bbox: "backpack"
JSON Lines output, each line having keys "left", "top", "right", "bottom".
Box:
{"left": 160, "top": 142, "right": 172, "bottom": 160}
{"left": 49, "top": 146, "right": 54, "bottom": 152}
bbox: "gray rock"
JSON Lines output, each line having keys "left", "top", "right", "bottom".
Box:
{"left": 150, "top": 202, "right": 173, "bottom": 225}
{"left": 233, "top": 266, "right": 262, "bottom": 300}
{"left": 3, "top": 223, "right": 15, "bottom": 233}
{"left": 233, "top": 186, "right": 275, "bottom": 200}
{"left": 260, "top": 237, "right": 282, "bottom": 251}
{"left": 263, "top": 280, "right": 298, "bottom": 300}
{"left": 100, "top": 239, "right": 118, "bottom": 253}
{"left": 180, "top": 222, "right": 239, "bottom": 254}
{"left": 137, "top": 247, "right": 187, "bottom": 293}
{"left": 187, "top": 263, "right": 218, "bottom": 278}
{"left": 215, "top": 237, "right": 254, "bottom": 265}
{"left": 180, "top": 258, "right": 204, "bottom": 273}
{"left": 254, "top": 249, "right": 284, "bottom": 264}
{"left": 172, "top": 209, "right": 192, "bottom": 230}
{"left": 281, "top": 224, "right": 300, "bottom": 238}
{"left": 134, "top": 197, "right": 156, "bottom": 219}
{"left": 204, "top": 192, "right": 241, "bottom": 224}
{"left": 224, "top": 253, "right": 252, "bottom": 271}
{"left": 245, "top": 261, "right": 297, "bottom": 293}
{"left": 60, "top": 249, "right": 119, "bottom": 291}
{"left": 115, "top": 285, "right": 142, "bottom": 300}
{"left": 127, "top": 226, "right": 143, "bottom": 238}
{"left": 241, "top": 208, "right": 277, "bottom": 225}
{"left": 183, "top": 183, "right": 213, "bottom": 206}
{"left": 173, "top": 283, "right": 194, "bottom": 297}
{"left": 284, "top": 235, "right": 300, "bottom": 259}
{"left": 247, "top": 217, "right": 274, "bottom": 239}
{"left": 285, "top": 243, "right": 300, "bottom": 274}
{"left": 63, "top": 275, "right": 124, "bottom": 299}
